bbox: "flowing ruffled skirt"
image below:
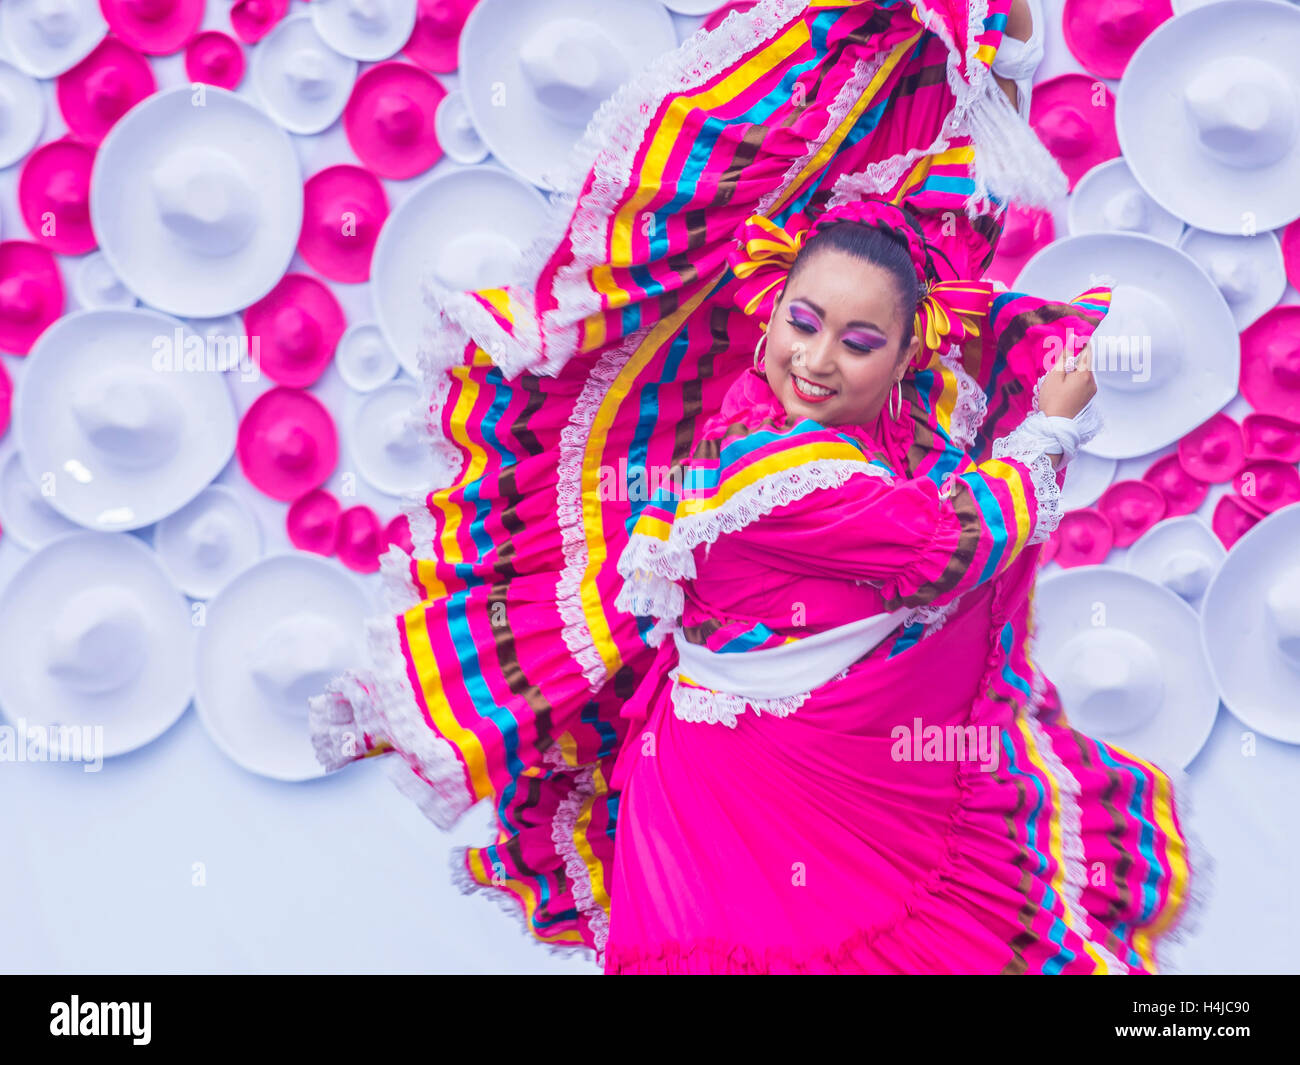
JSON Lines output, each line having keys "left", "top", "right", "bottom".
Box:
{"left": 605, "top": 577, "right": 1205, "bottom": 975}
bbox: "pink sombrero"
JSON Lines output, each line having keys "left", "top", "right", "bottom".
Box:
{"left": 185, "top": 30, "right": 245, "bottom": 89}
{"left": 0, "top": 240, "right": 65, "bottom": 356}
{"left": 18, "top": 137, "right": 97, "bottom": 257}
{"left": 1049, "top": 507, "right": 1115, "bottom": 568}
{"left": 1141, "top": 452, "right": 1208, "bottom": 518}
{"left": 1097, "top": 479, "right": 1166, "bottom": 548}
{"left": 335, "top": 504, "right": 383, "bottom": 573}
{"left": 1235, "top": 460, "right": 1300, "bottom": 516}
{"left": 1241, "top": 306, "right": 1300, "bottom": 422}
{"left": 1177, "top": 412, "right": 1245, "bottom": 484}
{"left": 1062, "top": 0, "right": 1172, "bottom": 81}
{"left": 383, "top": 512, "right": 413, "bottom": 555}
{"left": 344, "top": 60, "right": 445, "bottom": 179}
{"left": 985, "top": 203, "right": 1054, "bottom": 287}
{"left": 299, "top": 165, "right": 389, "bottom": 284}
{"left": 1211, "top": 493, "right": 1262, "bottom": 551}
{"left": 100, "top": 0, "right": 203, "bottom": 56}
{"left": 56, "top": 34, "right": 155, "bottom": 145}
{"left": 1282, "top": 219, "right": 1300, "bottom": 293}
{"left": 237, "top": 386, "right": 339, "bottom": 502}
{"left": 403, "top": 0, "right": 478, "bottom": 73}
{"left": 1028, "top": 73, "right": 1120, "bottom": 191}
{"left": 230, "top": 0, "right": 289, "bottom": 44}
{"left": 1243, "top": 412, "right": 1300, "bottom": 465}
{"left": 244, "top": 274, "right": 347, "bottom": 389}
{"left": 286, "top": 488, "right": 342, "bottom": 556}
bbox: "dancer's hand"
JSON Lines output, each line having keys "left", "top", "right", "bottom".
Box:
{"left": 1037, "top": 342, "right": 1096, "bottom": 421}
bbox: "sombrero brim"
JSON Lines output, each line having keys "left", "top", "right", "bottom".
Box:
{"left": 459, "top": 0, "right": 677, "bottom": 190}
{"left": 310, "top": 0, "right": 418, "bottom": 62}
{"left": 1124, "top": 513, "right": 1224, "bottom": 611}
{"left": 250, "top": 14, "right": 356, "bottom": 135}
{"left": 370, "top": 164, "right": 548, "bottom": 376}
{"left": 1037, "top": 566, "right": 1219, "bottom": 769}
{"left": 194, "top": 554, "right": 370, "bottom": 781}
{"left": 1201, "top": 505, "right": 1300, "bottom": 743}
{"left": 349, "top": 381, "right": 434, "bottom": 496}
{"left": 152, "top": 484, "right": 264, "bottom": 600}
{"left": 16, "top": 308, "right": 238, "bottom": 531}
{"left": 0, "top": 531, "right": 195, "bottom": 758}
{"left": 1015, "top": 232, "right": 1239, "bottom": 459}
{"left": 1067, "top": 158, "right": 1184, "bottom": 245}
{"left": 1177, "top": 228, "right": 1286, "bottom": 330}
{"left": 0, "top": 0, "right": 107, "bottom": 78}
{"left": 90, "top": 86, "right": 303, "bottom": 318}
{"left": 0, "top": 59, "right": 45, "bottom": 167}
{"left": 1117, "top": 0, "right": 1300, "bottom": 233}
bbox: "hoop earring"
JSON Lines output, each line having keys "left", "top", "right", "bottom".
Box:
{"left": 753, "top": 330, "right": 768, "bottom": 374}
{"left": 889, "top": 380, "right": 902, "bottom": 420}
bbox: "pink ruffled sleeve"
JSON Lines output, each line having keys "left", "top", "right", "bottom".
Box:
{"left": 725, "top": 449, "right": 1057, "bottom": 610}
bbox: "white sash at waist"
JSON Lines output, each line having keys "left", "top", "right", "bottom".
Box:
{"left": 672, "top": 607, "right": 912, "bottom": 699}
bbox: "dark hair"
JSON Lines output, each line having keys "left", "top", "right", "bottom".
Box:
{"left": 785, "top": 219, "right": 924, "bottom": 351}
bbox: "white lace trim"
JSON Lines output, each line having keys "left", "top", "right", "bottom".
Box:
{"left": 901, "top": 598, "right": 961, "bottom": 634}
{"left": 991, "top": 416, "right": 1062, "bottom": 546}
{"left": 554, "top": 328, "right": 649, "bottom": 691}
{"left": 829, "top": 0, "right": 1066, "bottom": 216}
{"left": 614, "top": 458, "right": 895, "bottom": 629}
{"left": 670, "top": 676, "right": 812, "bottom": 728}
{"left": 939, "top": 346, "right": 989, "bottom": 451}
{"left": 542, "top": 744, "right": 611, "bottom": 962}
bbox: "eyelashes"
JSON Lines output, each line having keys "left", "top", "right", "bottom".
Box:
{"left": 786, "top": 316, "right": 884, "bottom": 353}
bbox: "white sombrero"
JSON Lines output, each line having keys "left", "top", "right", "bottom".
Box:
{"left": 1060, "top": 450, "right": 1118, "bottom": 510}
{"left": 0, "top": 59, "right": 44, "bottom": 168}
{"left": 89, "top": 86, "right": 303, "bottom": 318}
{"left": 0, "top": 0, "right": 106, "bottom": 78}
{"left": 152, "top": 484, "right": 263, "bottom": 599}
{"left": 1124, "top": 514, "right": 1225, "bottom": 613}
{"left": 1176, "top": 227, "right": 1286, "bottom": 330}
{"left": 1117, "top": 0, "right": 1300, "bottom": 232}
{"left": 336, "top": 321, "right": 398, "bottom": 392}
{"left": 73, "top": 250, "right": 137, "bottom": 310}
{"left": 370, "top": 165, "right": 549, "bottom": 376}
{"left": 1067, "top": 158, "right": 1184, "bottom": 245}
{"left": 250, "top": 14, "right": 357, "bottom": 135}
{"left": 1201, "top": 503, "right": 1300, "bottom": 744}
{"left": 434, "top": 90, "right": 489, "bottom": 164}
{"left": 311, "top": 0, "right": 417, "bottom": 61}
{"left": 194, "top": 553, "right": 370, "bottom": 781}
{"left": 0, "top": 531, "right": 194, "bottom": 759}
{"left": 1015, "top": 232, "right": 1239, "bottom": 459}
{"left": 349, "top": 379, "right": 433, "bottom": 496}
{"left": 458, "top": 0, "right": 678, "bottom": 190}
{"left": 15, "top": 308, "right": 238, "bottom": 531}
{"left": 1036, "top": 566, "right": 1219, "bottom": 769}
{"left": 0, "top": 449, "right": 80, "bottom": 549}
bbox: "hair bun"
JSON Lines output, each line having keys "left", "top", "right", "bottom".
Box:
{"left": 810, "top": 199, "right": 933, "bottom": 287}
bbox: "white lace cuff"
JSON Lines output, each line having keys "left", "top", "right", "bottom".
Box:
{"left": 990, "top": 396, "right": 1106, "bottom": 545}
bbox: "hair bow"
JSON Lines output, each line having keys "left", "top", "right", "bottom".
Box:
{"left": 727, "top": 213, "right": 815, "bottom": 326}
{"left": 911, "top": 280, "right": 995, "bottom": 367}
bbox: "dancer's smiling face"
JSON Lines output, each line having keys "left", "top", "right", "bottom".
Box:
{"left": 765, "top": 247, "right": 921, "bottom": 428}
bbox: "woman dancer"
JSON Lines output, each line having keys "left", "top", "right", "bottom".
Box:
{"left": 310, "top": 0, "right": 1204, "bottom": 973}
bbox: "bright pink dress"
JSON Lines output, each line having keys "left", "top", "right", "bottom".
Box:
{"left": 603, "top": 365, "right": 1200, "bottom": 974}
{"left": 307, "top": 0, "right": 1206, "bottom": 974}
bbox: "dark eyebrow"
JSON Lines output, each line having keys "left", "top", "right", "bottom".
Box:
{"left": 790, "top": 297, "right": 885, "bottom": 333}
